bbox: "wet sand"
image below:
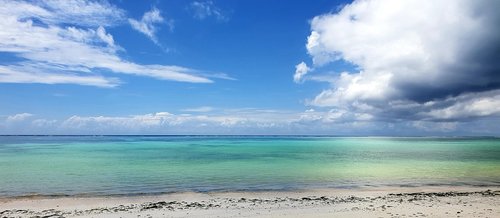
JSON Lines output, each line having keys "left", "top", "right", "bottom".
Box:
{"left": 1, "top": 186, "right": 499, "bottom": 217}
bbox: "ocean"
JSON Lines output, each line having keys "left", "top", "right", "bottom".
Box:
{"left": 0, "top": 136, "right": 499, "bottom": 197}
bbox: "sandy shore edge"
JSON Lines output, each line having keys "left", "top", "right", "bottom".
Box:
{"left": 1, "top": 186, "right": 499, "bottom": 217}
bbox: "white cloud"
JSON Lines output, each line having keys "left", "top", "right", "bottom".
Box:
{"left": 297, "top": 108, "right": 373, "bottom": 124}
{"left": 6, "top": 113, "right": 33, "bottom": 122}
{"left": 32, "top": 119, "right": 58, "bottom": 127}
{"left": 47, "top": 109, "right": 375, "bottom": 134}
{"left": 0, "top": 109, "right": 499, "bottom": 135}
{"left": 421, "top": 92, "right": 500, "bottom": 121}
{"left": 299, "top": 0, "right": 500, "bottom": 123}
{"left": 312, "top": 71, "right": 395, "bottom": 106}
{"left": 0, "top": 65, "right": 119, "bottom": 87}
{"left": 41, "top": 0, "right": 125, "bottom": 26}
{"left": 1, "top": 109, "right": 294, "bottom": 134}
{"left": 96, "top": 26, "right": 116, "bottom": 48}
{"left": 190, "top": 1, "right": 227, "bottom": 21}
{"left": 293, "top": 62, "right": 311, "bottom": 83}
{"left": 128, "top": 7, "right": 168, "bottom": 43}
{"left": 59, "top": 112, "right": 252, "bottom": 133}
{"left": 0, "top": 0, "right": 219, "bottom": 87}
{"left": 0, "top": 0, "right": 126, "bottom": 27}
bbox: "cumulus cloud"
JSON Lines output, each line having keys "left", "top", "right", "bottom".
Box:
{"left": 129, "top": 7, "right": 171, "bottom": 43}
{"left": 299, "top": 0, "right": 500, "bottom": 124}
{"left": 190, "top": 1, "right": 227, "bottom": 21}
{"left": 0, "top": 0, "right": 220, "bottom": 87}
{"left": 293, "top": 62, "right": 311, "bottom": 83}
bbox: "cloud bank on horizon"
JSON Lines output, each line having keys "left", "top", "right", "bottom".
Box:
{"left": 296, "top": 0, "right": 500, "bottom": 131}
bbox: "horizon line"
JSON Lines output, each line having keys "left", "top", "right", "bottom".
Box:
{"left": 0, "top": 134, "right": 498, "bottom": 138}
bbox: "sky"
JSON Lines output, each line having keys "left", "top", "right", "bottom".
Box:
{"left": 0, "top": 0, "right": 499, "bottom": 135}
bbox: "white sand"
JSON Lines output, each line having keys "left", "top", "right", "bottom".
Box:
{"left": 1, "top": 186, "right": 499, "bottom": 217}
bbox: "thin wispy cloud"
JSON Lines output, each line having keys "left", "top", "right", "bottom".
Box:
{"left": 190, "top": 1, "right": 227, "bottom": 21}
{"left": 0, "top": 0, "right": 224, "bottom": 87}
{"left": 0, "top": 65, "right": 120, "bottom": 87}
{"left": 6, "top": 113, "right": 33, "bottom": 122}
{"left": 129, "top": 7, "right": 172, "bottom": 44}
{"left": 182, "top": 106, "right": 215, "bottom": 113}
{"left": 10, "top": 0, "right": 126, "bottom": 27}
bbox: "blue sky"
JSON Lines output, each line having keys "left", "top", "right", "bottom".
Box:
{"left": 1, "top": 0, "right": 499, "bottom": 135}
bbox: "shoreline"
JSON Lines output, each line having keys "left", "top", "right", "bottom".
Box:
{"left": 1, "top": 186, "right": 499, "bottom": 217}
{"left": 3, "top": 184, "right": 499, "bottom": 200}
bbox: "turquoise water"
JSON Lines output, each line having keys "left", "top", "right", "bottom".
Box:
{"left": 0, "top": 136, "right": 499, "bottom": 197}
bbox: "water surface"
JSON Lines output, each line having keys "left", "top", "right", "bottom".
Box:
{"left": 0, "top": 136, "right": 499, "bottom": 197}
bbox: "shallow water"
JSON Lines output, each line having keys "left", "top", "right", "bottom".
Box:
{"left": 0, "top": 136, "right": 499, "bottom": 197}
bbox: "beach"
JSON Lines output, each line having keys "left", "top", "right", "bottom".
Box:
{"left": 1, "top": 186, "right": 499, "bottom": 217}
